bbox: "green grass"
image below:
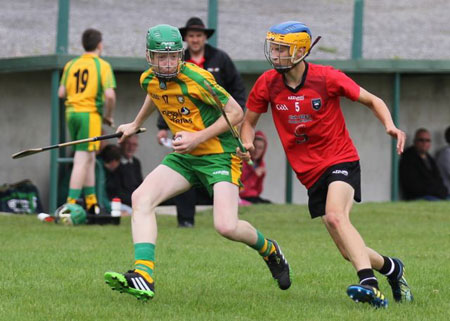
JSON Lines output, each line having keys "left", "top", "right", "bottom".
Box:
{"left": 1, "top": 201, "right": 449, "bottom": 321}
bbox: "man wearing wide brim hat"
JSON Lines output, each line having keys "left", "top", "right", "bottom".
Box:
{"left": 156, "top": 16, "right": 246, "bottom": 228}
{"left": 178, "top": 17, "right": 215, "bottom": 40}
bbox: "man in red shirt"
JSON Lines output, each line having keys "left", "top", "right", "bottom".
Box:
{"left": 239, "top": 21, "right": 413, "bottom": 308}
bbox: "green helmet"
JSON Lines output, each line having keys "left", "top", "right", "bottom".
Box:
{"left": 146, "top": 24, "right": 184, "bottom": 79}
{"left": 55, "top": 203, "right": 87, "bottom": 225}
{"left": 146, "top": 24, "right": 183, "bottom": 51}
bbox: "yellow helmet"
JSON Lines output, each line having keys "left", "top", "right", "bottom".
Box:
{"left": 264, "top": 21, "right": 313, "bottom": 73}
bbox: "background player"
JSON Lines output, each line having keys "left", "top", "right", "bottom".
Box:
{"left": 103, "top": 24, "right": 291, "bottom": 301}
{"left": 238, "top": 21, "right": 413, "bottom": 308}
{"left": 58, "top": 28, "right": 116, "bottom": 214}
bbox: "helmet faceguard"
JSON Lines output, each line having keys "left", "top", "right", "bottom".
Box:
{"left": 146, "top": 24, "right": 184, "bottom": 80}
{"left": 264, "top": 21, "right": 314, "bottom": 73}
{"left": 146, "top": 49, "right": 184, "bottom": 79}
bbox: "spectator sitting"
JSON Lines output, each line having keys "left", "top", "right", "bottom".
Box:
{"left": 98, "top": 144, "right": 122, "bottom": 213}
{"left": 436, "top": 126, "right": 450, "bottom": 197}
{"left": 100, "top": 144, "right": 121, "bottom": 172}
{"left": 100, "top": 142, "right": 141, "bottom": 215}
{"left": 118, "top": 134, "right": 144, "bottom": 207}
{"left": 239, "top": 130, "right": 272, "bottom": 204}
{"left": 399, "top": 128, "right": 448, "bottom": 200}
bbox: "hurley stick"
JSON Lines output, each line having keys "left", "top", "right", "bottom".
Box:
{"left": 12, "top": 128, "right": 146, "bottom": 159}
{"left": 203, "top": 81, "right": 253, "bottom": 165}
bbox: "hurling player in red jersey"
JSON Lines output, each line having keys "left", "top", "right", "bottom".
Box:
{"left": 238, "top": 21, "right": 413, "bottom": 308}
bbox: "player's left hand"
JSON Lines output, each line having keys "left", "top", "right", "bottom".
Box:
{"left": 386, "top": 126, "right": 406, "bottom": 155}
{"left": 173, "top": 131, "right": 202, "bottom": 154}
{"left": 236, "top": 142, "right": 254, "bottom": 162}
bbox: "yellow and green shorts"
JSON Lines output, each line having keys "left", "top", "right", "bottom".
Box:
{"left": 161, "top": 152, "right": 242, "bottom": 196}
{"left": 66, "top": 112, "right": 101, "bottom": 151}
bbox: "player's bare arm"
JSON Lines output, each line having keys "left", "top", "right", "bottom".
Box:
{"left": 173, "top": 96, "right": 243, "bottom": 154}
{"left": 358, "top": 87, "right": 406, "bottom": 154}
{"left": 117, "top": 94, "right": 155, "bottom": 142}
{"left": 103, "top": 88, "right": 116, "bottom": 127}
{"left": 237, "top": 109, "right": 262, "bottom": 161}
{"left": 58, "top": 85, "right": 66, "bottom": 99}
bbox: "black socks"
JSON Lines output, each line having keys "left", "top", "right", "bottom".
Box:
{"left": 357, "top": 268, "right": 379, "bottom": 289}
{"left": 378, "top": 256, "right": 401, "bottom": 280}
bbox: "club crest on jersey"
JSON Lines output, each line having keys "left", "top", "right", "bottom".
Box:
{"left": 179, "top": 107, "right": 190, "bottom": 115}
{"left": 311, "top": 98, "right": 322, "bottom": 111}
{"left": 177, "top": 96, "right": 185, "bottom": 104}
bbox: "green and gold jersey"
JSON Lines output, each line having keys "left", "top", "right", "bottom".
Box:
{"left": 60, "top": 53, "right": 116, "bottom": 115}
{"left": 140, "top": 62, "right": 237, "bottom": 156}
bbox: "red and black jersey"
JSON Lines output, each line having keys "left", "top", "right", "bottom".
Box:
{"left": 247, "top": 62, "right": 361, "bottom": 188}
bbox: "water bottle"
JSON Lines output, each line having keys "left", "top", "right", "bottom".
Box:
{"left": 111, "top": 198, "right": 122, "bottom": 217}
{"left": 37, "top": 213, "right": 55, "bottom": 222}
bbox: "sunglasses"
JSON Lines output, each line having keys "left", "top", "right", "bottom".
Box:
{"left": 416, "top": 138, "right": 431, "bottom": 142}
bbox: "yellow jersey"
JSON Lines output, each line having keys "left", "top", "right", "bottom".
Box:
{"left": 140, "top": 62, "right": 236, "bottom": 156}
{"left": 60, "top": 53, "right": 116, "bottom": 115}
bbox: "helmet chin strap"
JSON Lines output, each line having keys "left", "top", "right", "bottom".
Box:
{"left": 155, "top": 61, "right": 183, "bottom": 81}
{"left": 274, "top": 66, "right": 294, "bottom": 74}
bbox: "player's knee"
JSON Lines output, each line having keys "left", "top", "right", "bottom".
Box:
{"left": 132, "top": 189, "right": 157, "bottom": 213}
{"left": 323, "top": 211, "right": 343, "bottom": 230}
{"left": 214, "top": 221, "right": 237, "bottom": 239}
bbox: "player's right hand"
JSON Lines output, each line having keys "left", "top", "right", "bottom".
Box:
{"left": 116, "top": 122, "right": 139, "bottom": 143}
{"left": 236, "top": 142, "right": 253, "bottom": 162}
{"left": 386, "top": 126, "right": 406, "bottom": 155}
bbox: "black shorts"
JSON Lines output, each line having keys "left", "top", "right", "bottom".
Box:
{"left": 307, "top": 161, "right": 361, "bottom": 219}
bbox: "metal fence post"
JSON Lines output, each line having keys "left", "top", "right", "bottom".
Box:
{"left": 391, "top": 73, "right": 401, "bottom": 201}
{"left": 352, "top": 0, "right": 364, "bottom": 59}
{"left": 207, "top": 0, "right": 218, "bottom": 47}
{"left": 49, "top": 0, "right": 70, "bottom": 213}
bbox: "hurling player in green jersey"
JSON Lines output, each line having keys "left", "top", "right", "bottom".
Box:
{"left": 103, "top": 24, "right": 292, "bottom": 301}
{"left": 59, "top": 28, "right": 116, "bottom": 214}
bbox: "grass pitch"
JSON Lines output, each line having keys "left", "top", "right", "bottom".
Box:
{"left": 1, "top": 201, "right": 449, "bottom": 321}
